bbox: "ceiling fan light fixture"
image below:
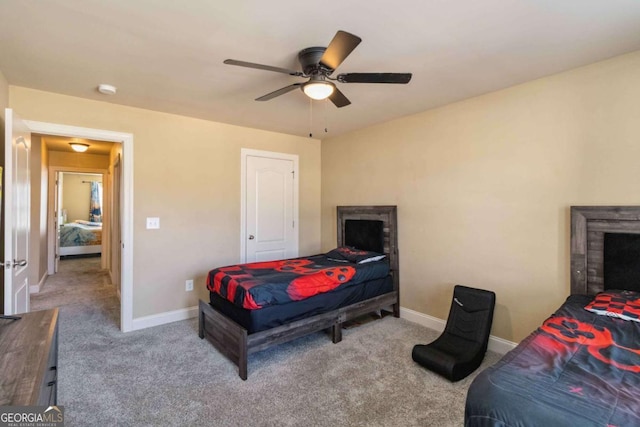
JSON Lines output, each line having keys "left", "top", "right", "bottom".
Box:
{"left": 69, "top": 143, "right": 89, "bottom": 153}
{"left": 303, "top": 81, "right": 334, "bottom": 100}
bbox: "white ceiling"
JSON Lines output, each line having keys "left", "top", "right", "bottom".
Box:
{"left": 2, "top": 0, "right": 640, "bottom": 138}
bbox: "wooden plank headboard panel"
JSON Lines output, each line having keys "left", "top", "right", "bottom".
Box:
{"left": 337, "top": 206, "right": 399, "bottom": 293}
{"left": 570, "top": 206, "right": 640, "bottom": 295}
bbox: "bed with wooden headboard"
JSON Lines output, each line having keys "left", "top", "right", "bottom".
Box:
{"left": 570, "top": 206, "right": 640, "bottom": 295}
{"left": 465, "top": 206, "right": 640, "bottom": 427}
{"left": 199, "top": 205, "right": 399, "bottom": 380}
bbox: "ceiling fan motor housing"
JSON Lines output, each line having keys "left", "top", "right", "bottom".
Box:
{"left": 298, "top": 47, "right": 329, "bottom": 75}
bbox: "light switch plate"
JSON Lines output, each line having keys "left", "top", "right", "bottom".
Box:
{"left": 146, "top": 217, "right": 160, "bottom": 229}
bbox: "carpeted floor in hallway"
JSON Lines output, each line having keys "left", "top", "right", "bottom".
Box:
{"left": 31, "top": 256, "right": 118, "bottom": 323}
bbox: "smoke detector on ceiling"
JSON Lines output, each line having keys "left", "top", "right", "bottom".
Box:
{"left": 97, "top": 84, "right": 117, "bottom": 95}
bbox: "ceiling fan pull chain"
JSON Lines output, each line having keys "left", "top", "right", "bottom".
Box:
{"left": 309, "top": 98, "right": 313, "bottom": 138}
{"left": 324, "top": 99, "right": 329, "bottom": 133}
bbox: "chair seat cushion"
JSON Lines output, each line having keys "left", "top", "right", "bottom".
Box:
{"left": 412, "top": 338, "right": 485, "bottom": 382}
{"left": 412, "top": 285, "right": 496, "bottom": 382}
{"left": 412, "top": 344, "right": 457, "bottom": 378}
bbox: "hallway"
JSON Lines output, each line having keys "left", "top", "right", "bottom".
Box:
{"left": 31, "top": 257, "right": 120, "bottom": 328}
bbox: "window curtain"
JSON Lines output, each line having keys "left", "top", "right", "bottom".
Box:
{"left": 89, "top": 181, "right": 103, "bottom": 222}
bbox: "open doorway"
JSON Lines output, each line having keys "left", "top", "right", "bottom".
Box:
{"left": 3, "top": 115, "right": 133, "bottom": 330}
{"left": 56, "top": 172, "right": 104, "bottom": 260}
{"left": 20, "top": 119, "right": 134, "bottom": 332}
{"left": 31, "top": 136, "right": 120, "bottom": 326}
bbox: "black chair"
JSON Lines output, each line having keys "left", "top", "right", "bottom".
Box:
{"left": 412, "top": 285, "right": 495, "bottom": 382}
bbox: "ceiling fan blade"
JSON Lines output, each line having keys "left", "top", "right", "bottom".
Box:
{"left": 328, "top": 87, "right": 351, "bottom": 108}
{"left": 337, "top": 73, "right": 412, "bottom": 84}
{"left": 255, "top": 83, "right": 302, "bottom": 101}
{"left": 319, "top": 31, "right": 362, "bottom": 71}
{"left": 224, "top": 59, "right": 304, "bottom": 77}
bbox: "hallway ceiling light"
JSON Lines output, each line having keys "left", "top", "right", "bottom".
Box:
{"left": 70, "top": 143, "right": 89, "bottom": 153}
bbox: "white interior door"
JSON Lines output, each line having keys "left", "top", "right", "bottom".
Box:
{"left": 243, "top": 150, "right": 298, "bottom": 263}
{"left": 3, "top": 109, "right": 31, "bottom": 315}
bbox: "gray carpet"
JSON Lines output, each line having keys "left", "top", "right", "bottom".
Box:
{"left": 32, "top": 258, "right": 500, "bottom": 426}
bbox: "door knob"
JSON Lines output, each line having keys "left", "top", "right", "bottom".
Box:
{"left": 13, "top": 259, "right": 27, "bottom": 267}
{"left": 248, "top": 235, "right": 255, "bottom": 240}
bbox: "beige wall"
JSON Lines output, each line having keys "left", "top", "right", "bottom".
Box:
{"left": 61, "top": 173, "right": 102, "bottom": 223}
{"left": 321, "top": 50, "right": 640, "bottom": 343}
{"left": 39, "top": 144, "right": 49, "bottom": 284}
{"left": 49, "top": 151, "right": 109, "bottom": 169}
{"left": 28, "top": 136, "right": 49, "bottom": 288}
{"left": 10, "top": 87, "right": 322, "bottom": 318}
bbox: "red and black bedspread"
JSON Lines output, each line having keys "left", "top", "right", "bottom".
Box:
{"left": 206, "top": 254, "right": 389, "bottom": 310}
{"left": 465, "top": 294, "right": 640, "bottom": 427}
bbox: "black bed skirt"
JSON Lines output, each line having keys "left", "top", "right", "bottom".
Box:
{"left": 209, "top": 275, "right": 394, "bottom": 334}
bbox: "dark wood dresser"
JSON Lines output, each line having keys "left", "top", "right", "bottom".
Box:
{"left": 0, "top": 308, "right": 59, "bottom": 406}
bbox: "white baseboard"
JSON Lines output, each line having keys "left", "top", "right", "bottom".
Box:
{"left": 126, "top": 303, "right": 518, "bottom": 354}
{"left": 400, "top": 306, "right": 517, "bottom": 355}
{"left": 29, "top": 272, "right": 49, "bottom": 294}
{"left": 131, "top": 305, "right": 199, "bottom": 331}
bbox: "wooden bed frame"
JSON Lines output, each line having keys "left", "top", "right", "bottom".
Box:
{"left": 198, "top": 205, "right": 399, "bottom": 380}
{"left": 570, "top": 206, "right": 640, "bottom": 295}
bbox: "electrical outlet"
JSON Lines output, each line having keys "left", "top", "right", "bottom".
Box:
{"left": 185, "top": 279, "right": 194, "bottom": 292}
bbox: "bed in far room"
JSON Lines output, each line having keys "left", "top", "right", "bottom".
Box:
{"left": 465, "top": 206, "right": 640, "bottom": 427}
{"left": 59, "top": 220, "right": 102, "bottom": 256}
{"left": 199, "top": 205, "right": 399, "bottom": 380}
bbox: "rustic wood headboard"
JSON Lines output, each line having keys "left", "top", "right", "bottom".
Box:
{"left": 570, "top": 206, "right": 640, "bottom": 295}
{"left": 337, "top": 205, "right": 399, "bottom": 294}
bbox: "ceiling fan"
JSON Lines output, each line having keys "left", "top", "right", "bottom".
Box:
{"left": 224, "top": 30, "right": 412, "bottom": 108}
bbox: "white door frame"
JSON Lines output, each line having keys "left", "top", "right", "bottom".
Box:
{"left": 240, "top": 148, "right": 299, "bottom": 263}
{"left": 24, "top": 120, "right": 134, "bottom": 332}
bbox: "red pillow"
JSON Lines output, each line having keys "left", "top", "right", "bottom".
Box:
{"left": 584, "top": 290, "right": 640, "bottom": 322}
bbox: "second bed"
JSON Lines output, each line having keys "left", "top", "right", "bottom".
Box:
{"left": 199, "top": 205, "right": 400, "bottom": 380}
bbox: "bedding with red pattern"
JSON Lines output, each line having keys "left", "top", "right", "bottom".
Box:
{"left": 206, "top": 254, "right": 389, "bottom": 310}
{"left": 465, "top": 294, "right": 640, "bottom": 427}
